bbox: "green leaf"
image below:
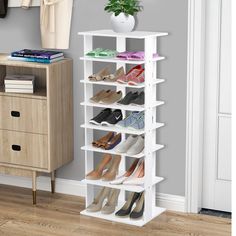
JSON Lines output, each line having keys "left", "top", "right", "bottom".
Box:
{"left": 104, "top": 0, "right": 142, "bottom": 14}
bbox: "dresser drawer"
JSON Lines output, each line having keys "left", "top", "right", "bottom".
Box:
{"left": 0, "top": 96, "right": 47, "bottom": 134}
{"left": 0, "top": 130, "right": 48, "bottom": 169}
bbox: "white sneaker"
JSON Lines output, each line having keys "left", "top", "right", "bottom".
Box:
{"left": 115, "top": 135, "right": 138, "bottom": 153}
{"left": 127, "top": 136, "right": 144, "bottom": 156}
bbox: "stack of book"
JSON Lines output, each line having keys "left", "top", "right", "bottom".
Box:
{"left": 4, "top": 75, "right": 35, "bottom": 94}
{"left": 8, "top": 49, "right": 64, "bottom": 64}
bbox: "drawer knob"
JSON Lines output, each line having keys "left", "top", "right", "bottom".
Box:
{"left": 11, "top": 111, "right": 20, "bottom": 117}
{"left": 12, "top": 145, "right": 21, "bottom": 151}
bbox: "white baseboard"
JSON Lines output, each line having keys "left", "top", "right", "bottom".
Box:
{"left": 156, "top": 193, "right": 186, "bottom": 212}
{"left": 0, "top": 174, "right": 86, "bottom": 197}
{"left": 0, "top": 174, "right": 185, "bottom": 212}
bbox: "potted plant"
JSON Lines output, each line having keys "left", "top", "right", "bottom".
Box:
{"left": 104, "top": 0, "right": 142, "bottom": 33}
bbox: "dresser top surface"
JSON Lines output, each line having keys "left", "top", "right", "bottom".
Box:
{"left": 0, "top": 54, "right": 72, "bottom": 68}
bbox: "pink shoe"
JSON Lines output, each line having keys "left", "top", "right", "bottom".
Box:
{"left": 129, "top": 51, "right": 159, "bottom": 61}
{"left": 117, "top": 51, "right": 135, "bottom": 60}
{"left": 128, "top": 69, "right": 145, "bottom": 85}
{"left": 117, "top": 65, "right": 143, "bottom": 84}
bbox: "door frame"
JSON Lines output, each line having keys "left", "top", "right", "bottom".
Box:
{"left": 185, "top": 0, "right": 206, "bottom": 213}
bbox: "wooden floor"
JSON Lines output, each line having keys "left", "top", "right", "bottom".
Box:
{"left": 0, "top": 185, "right": 231, "bottom": 236}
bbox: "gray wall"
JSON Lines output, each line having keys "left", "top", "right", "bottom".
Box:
{"left": 0, "top": 0, "right": 188, "bottom": 196}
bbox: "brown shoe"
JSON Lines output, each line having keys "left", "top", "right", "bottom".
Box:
{"left": 102, "top": 155, "right": 121, "bottom": 181}
{"left": 89, "top": 67, "right": 111, "bottom": 81}
{"left": 89, "top": 90, "right": 111, "bottom": 103}
{"left": 92, "top": 132, "right": 114, "bottom": 148}
{"left": 104, "top": 133, "right": 122, "bottom": 150}
{"left": 86, "top": 154, "right": 112, "bottom": 180}
{"left": 99, "top": 91, "right": 123, "bottom": 104}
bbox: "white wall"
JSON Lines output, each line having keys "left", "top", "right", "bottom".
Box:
{"left": 0, "top": 0, "right": 188, "bottom": 196}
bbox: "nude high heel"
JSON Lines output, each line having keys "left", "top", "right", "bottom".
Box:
{"left": 86, "top": 187, "right": 111, "bottom": 212}
{"left": 123, "top": 160, "right": 145, "bottom": 185}
{"left": 110, "top": 159, "right": 139, "bottom": 185}
{"left": 101, "top": 188, "right": 121, "bottom": 214}
{"left": 88, "top": 67, "right": 111, "bottom": 81}
{"left": 86, "top": 154, "right": 112, "bottom": 180}
{"left": 102, "top": 155, "right": 121, "bottom": 181}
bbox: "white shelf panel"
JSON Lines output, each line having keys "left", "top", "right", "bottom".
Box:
{"left": 80, "top": 205, "right": 166, "bottom": 227}
{"left": 78, "top": 30, "right": 168, "bottom": 39}
{"left": 81, "top": 123, "right": 165, "bottom": 135}
{"left": 82, "top": 179, "right": 144, "bottom": 193}
{"left": 80, "top": 78, "right": 165, "bottom": 88}
{"left": 80, "top": 56, "right": 165, "bottom": 64}
{"left": 81, "top": 101, "right": 164, "bottom": 111}
{"left": 81, "top": 101, "right": 144, "bottom": 111}
{"left": 81, "top": 144, "right": 164, "bottom": 159}
{"left": 82, "top": 176, "right": 164, "bottom": 193}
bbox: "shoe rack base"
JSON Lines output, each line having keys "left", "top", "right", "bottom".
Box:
{"left": 80, "top": 206, "right": 166, "bottom": 227}
{"left": 79, "top": 30, "right": 168, "bottom": 226}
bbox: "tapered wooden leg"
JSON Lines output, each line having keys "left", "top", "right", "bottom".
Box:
{"left": 32, "top": 171, "right": 37, "bottom": 205}
{"left": 51, "top": 171, "right": 56, "bottom": 194}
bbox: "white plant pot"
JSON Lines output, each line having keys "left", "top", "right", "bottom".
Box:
{"left": 110, "top": 13, "right": 135, "bottom": 33}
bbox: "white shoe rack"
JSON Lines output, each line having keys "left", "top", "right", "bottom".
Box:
{"left": 78, "top": 30, "right": 168, "bottom": 227}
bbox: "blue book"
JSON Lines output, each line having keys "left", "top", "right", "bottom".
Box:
{"left": 11, "top": 49, "right": 64, "bottom": 60}
{"left": 8, "top": 56, "right": 64, "bottom": 64}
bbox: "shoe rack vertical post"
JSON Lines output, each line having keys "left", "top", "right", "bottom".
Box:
{"left": 83, "top": 35, "right": 94, "bottom": 207}
{"left": 78, "top": 30, "right": 168, "bottom": 227}
{"left": 143, "top": 36, "right": 159, "bottom": 222}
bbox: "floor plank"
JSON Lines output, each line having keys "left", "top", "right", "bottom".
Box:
{"left": 0, "top": 184, "right": 231, "bottom": 236}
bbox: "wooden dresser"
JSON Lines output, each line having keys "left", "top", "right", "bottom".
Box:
{"left": 0, "top": 54, "right": 74, "bottom": 204}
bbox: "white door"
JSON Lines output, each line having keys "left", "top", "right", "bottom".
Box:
{"left": 202, "top": 0, "right": 231, "bottom": 212}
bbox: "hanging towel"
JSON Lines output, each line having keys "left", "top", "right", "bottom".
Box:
{"left": 0, "top": 0, "right": 8, "bottom": 18}
{"left": 40, "top": 0, "right": 73, "bottom": 49}
{"left": 21, "top": 0, "right": 32, "bottom": 9}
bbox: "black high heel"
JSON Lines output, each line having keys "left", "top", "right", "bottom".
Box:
{"left": 130, "top": 192, "right": 144, "bottom": 219}
{"left": 115, "top": 192, "right": 140, "bottom": 217}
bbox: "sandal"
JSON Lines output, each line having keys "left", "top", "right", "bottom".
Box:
{"left": 88, "top": 67, "right": 111, "bottom": 81}
{"left": 86, "top": 48, "right": 104, "bottom": 57}
{"left": 129, "top": 51, "right": 159, "bottom": 61}
{"left": 117, "top": 51, "right": 134, "bottom": 60}
{"left": 97, "top": 49, "right": 118, "bottom": 58}
{"left": 103, "top": 67, "right": 125, "bottom": 82}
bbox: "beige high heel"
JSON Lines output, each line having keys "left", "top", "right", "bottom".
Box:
{"left": 103, "top": 67, "right": 125, "bottom": 82}
{"left": 86, "top": 187, "right": 111, "bottom": 212}
{"left": 102, "top": 155, "right": 121, "bottom": 181}
{"left": 86, "top": 154, "right": 112, "bottom": 180}
{"left": 88, "top": 67, "right": 111, "bottom": 81}
{"left": 101, "top": 188, "right": 121, "bottom": 214}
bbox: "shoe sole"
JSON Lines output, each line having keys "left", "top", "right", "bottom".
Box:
{"left": 89, "top": 120, "right": 101, "bottom": 125}
{"left": 101, "top": 122, "right": 115, "bottom": 126}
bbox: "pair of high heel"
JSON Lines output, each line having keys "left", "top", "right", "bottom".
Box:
{"left": 86, "top": 154, "right": 121, "bottom": 181}
{"left": 111, "top": 159, "right": 145, "bottom": 186}
{"left": 86, "top": 187, "right": 120, "bottom": 215}
{"left": 115, "top": 192, "right": 145, "bottom": 219}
